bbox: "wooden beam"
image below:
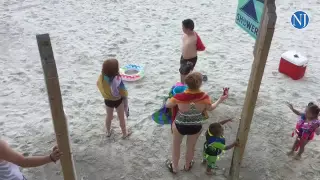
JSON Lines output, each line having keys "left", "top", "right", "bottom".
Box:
{"left": 36, "top": 34, "right": 77, "bottom": 180}
{"left": 229, "top": 0, "right": 277, "bottom": 179}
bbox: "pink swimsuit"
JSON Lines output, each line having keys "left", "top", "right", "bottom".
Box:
{"left": 295, "top": 118, "right": 320, "bottom": 140}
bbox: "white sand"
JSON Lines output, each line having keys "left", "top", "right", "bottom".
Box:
{"left": 1, "top": 0, "right": 320, "bottom": 179}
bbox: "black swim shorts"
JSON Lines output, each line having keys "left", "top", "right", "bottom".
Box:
{"left": 104, "top": 98, "right": 123, "bottom": 108}
{"left": 175, "top": 122, "right": 202, "bottom": 135}
{"left": 179, "top": 56, "right": 198, "bottom": 75}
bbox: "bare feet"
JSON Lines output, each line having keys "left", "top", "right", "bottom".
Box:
{"left": 206, "top": 169, "right": 214, "bottom": 175}
{"left": 122, "top": 130, "right": 132, "bottom": 139}
{"left": 287, "top": 151, "right": 294, "bottom": 156}
{"left": 294, "top": 154, "right": 302, "bottom": 160}
{"left": 165, "top": 159, "right": 177, "bottom": 174}
{"left": 106, "top": 129, "right": 114, "bottom": 137}
{"left": 184, "top": 160, "right": 194, "bottom": 171}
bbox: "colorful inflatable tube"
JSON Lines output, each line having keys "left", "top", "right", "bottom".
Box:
{"left": 120, "top": 64, "right": 144, "bottom": 82}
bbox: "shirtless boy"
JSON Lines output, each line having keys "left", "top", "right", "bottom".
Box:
{"left": 179, "top": 19, "right": 198, "bottom": 84}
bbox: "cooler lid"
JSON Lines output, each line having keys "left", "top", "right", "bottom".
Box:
{"left": 281, "top": 50, "right": 308, "bottom": 66}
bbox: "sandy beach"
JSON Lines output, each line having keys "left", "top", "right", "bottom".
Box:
{"left": 1, "top": 0, "right": 320, "bottom": 179}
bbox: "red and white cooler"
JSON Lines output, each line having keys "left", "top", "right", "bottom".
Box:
{"left": 278, "top": 51, "right": 308, "bottom": 80}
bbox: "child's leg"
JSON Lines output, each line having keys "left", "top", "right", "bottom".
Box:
{"left": 105, "top": 107, "right": 114, "bottom": 136}
{"left": 202, "top": 143, "right": 207, "bottom": 164}
{"left": 205, "top": 156, "right": 217, "bottom": 175}
{"left": 116, "top": 102, "right": 130, "bottom": 138}
{"left": 295, "top": 140, "right": 309, "bottom": 159}
{"left": 287, "top": 138, "right": 299, "bottom": 155}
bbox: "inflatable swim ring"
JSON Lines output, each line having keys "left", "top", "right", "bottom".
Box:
{"left": 172, "top": 85, "right": 187, "bottom": 96}
{"left": 120, "top": 64, "right": 144, "bottom": 82}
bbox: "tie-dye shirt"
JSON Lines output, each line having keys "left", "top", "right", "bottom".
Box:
{"left": 97, "top": 74, "right": 128, "bottom": 100}
{"left": 97, "top": 74, "right": 129, "bottom": 117}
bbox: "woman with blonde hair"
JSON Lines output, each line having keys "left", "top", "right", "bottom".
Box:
{"left": 165, "top": 72, "right": 228, "bottom": 173}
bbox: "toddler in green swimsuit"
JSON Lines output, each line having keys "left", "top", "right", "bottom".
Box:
{"left": 202, "top": 119, "right": 238, "bottom": 175}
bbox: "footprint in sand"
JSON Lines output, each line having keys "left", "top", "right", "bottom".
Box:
{"left": 113, "top": 33, "right": 120, "bottom": 38}
{"left": 292, "top": 92, "right": 301, "bottom": 98}
{"left": 35, "top": 69, "right": 43, "bottom": 75}
{"left": 272, "top": 71, "right": 279, "bottom": 76}
{"left": 135, "top": 84, "right": 143, "bottom": 89}
{"left": 154, "top": 44, "right": 161, "bottom": 49}
{"left": 123, "top": 27, "right": 134, "bottom": 34}
{"left": 62, "top": 89, "right": 70, "bottom": 96}
{"left": 106, "top": 54, "right": 117, "bottom": 57}
{"left": 110, "top": 18, "right": 118, "bottom": 22}
{"left": 278, "top": 87, "right": 286, "bottom": 94}
{"left": 73, "top": 138, "right": 81, "bottom": 144}
{"left": 119, "top": 38, "right": 128, "bottom": 44}
{"left": 41, "top": 118, "right": 51, "bottom": 123}
{"left": 145, "top": 101, "right": 153, "bottom": 106}
{"left": 219, "top": 54, "right": 226, "bottom": 60}
{"left": 209, "top": 61, "right": 216, "bottom": 65}
{"left": 240, "top": 81, "right": 247, "bottom": 86}
{"left": 39, "top": 87, "right": 46, "bottom": 93}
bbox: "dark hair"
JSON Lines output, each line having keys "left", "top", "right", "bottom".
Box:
{"left": 308, "top": 102, "right": 314, "bottom": 106}
{"left": 185, "top": 72, "right": 202, "bottom": 90}
{"left": 182, "top": 19, "right": 194, "bottom": 31}
{"left": 308, "top": 104, "right": 320, "bottom": 116}
{"left": 102, "top": 59, "right": 119, "bottom": 77}
{"left": 208, "top": 123, "right": 223, "bottom": 136}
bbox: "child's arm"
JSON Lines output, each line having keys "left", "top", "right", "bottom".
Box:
{"left": 0, "top": 140, "right": 62, "bottom": 168}
{"left": 219, "top": 119, "right": 232, "bottom": 125}
{"left": 224, "top": 141, "right": 237, "bottom": 150}
{"left": 286, "top": 102, "right": 302, "bottom": 116}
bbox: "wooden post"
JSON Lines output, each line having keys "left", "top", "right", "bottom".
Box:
{"left": 229, "top": 0, "right": 277, "bottom": 179}
{"left": 36, "top": 34, "right": 77, "bottom": 180}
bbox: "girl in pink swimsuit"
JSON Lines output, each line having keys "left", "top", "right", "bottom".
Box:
{"left": 287, "top": 104, "right": 320, "bottom": 159}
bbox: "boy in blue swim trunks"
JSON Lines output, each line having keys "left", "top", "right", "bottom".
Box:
{"left": 202, "top": 119, "right": 238, "bottom": 175}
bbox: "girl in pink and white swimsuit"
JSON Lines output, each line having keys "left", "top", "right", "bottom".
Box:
{"left": 287, "top": 104, "right": 320, "bottom": 159}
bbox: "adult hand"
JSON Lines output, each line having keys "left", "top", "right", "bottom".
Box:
{"left": 219, "top": 94, "right": 228, "bottom": 102}
{"left": 50, "top": 146, "right": 63, "bottom": 162}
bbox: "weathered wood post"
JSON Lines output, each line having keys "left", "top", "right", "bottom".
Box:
{"left": 36, "top": 34, "right": 77, "bottom": 180}
{"left": 229, "top": 0, "right": 277, "bottom": 179}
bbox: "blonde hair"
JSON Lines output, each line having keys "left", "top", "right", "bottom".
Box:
{"left": 185, "top": 72, "right": 202, "bottom": 90}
